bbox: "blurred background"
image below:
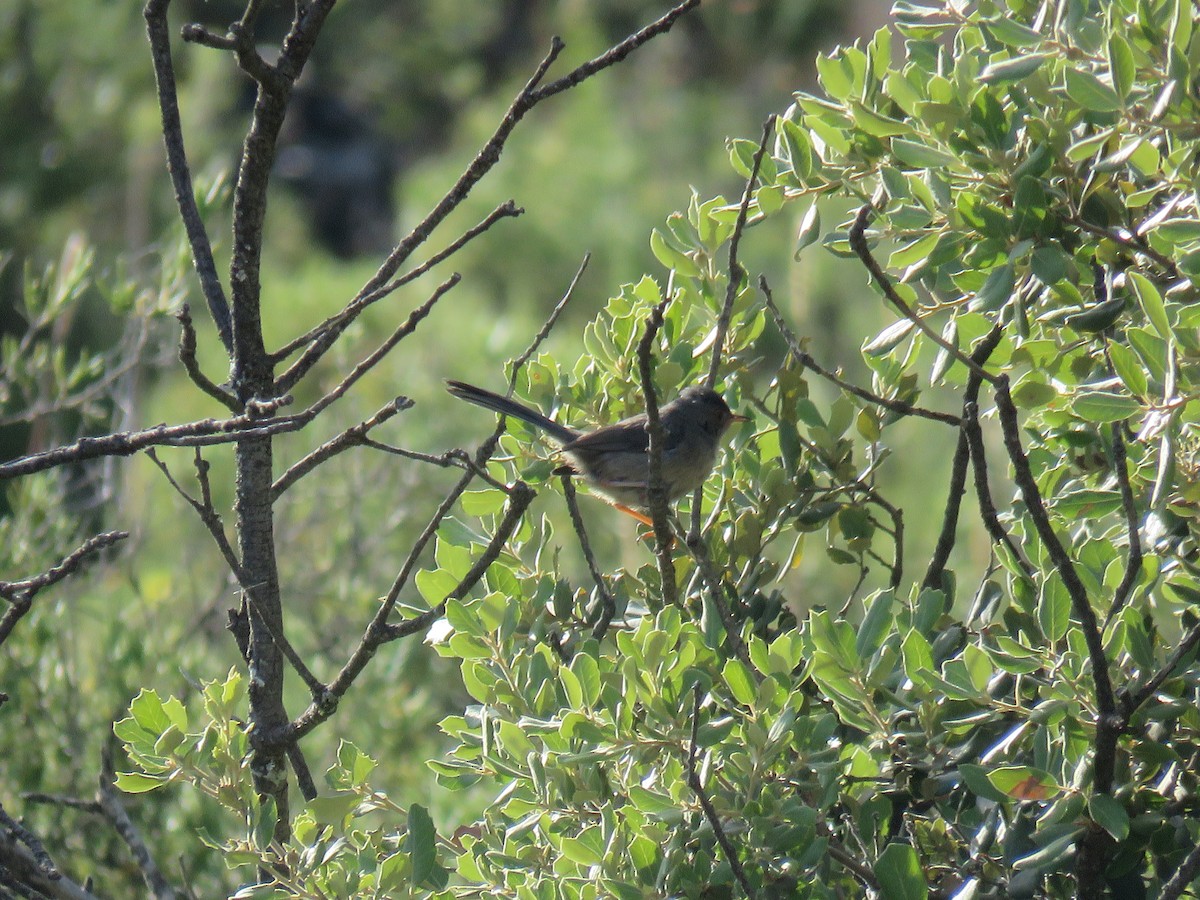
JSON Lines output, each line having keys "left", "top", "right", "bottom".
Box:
{"left": 0, "top": 0, "right": 952, "bottom": 892}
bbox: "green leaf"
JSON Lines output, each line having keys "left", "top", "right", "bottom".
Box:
{"left": 863, "top": 319, "right": 915, "bottom": 356}
{"left": 974, "top": 262, "right": 1015, "bottom": 310}
{"left": 1038, "top": 573, "right": 1070, "bottom": 642}
{"left": 1109, "top": 342, "right": 1148, "bottom": 396}
{"left": 901, "top": 630, "right": 934, "bottom": 688}
{"left": 1150, "top": 219, "right": 1200, "bottom": 245}
{"left": 892, "top": 139, "right": 959, "bottom": 169}
{"left": 1065, "top": 68, "right": 1121, "bottom": 112}
{"left": 416, "top": 568, "right": 459, "bottom": 607}
{"left": 129, "top": 689, "right": 170, "bottom": 734}
{"left": 887, "top": 232, "right": 940, "bottom": 270}
{"left": 723, "top": 659, "right": 757, "bottom": 706}
{"left": 985, "top": 17, "right": 1043, "bottom": 47}
{"left": 874, "top": 843, "right": 928, "bottom": 900}
{"left": 1071, "top": 391, "right": 1141, "bottom": 423}
{"left": 1108, "top": 34, "right": 1135, "bottom": 100}
{"left": 650, "top": 229, "right": 701, "bottom": 277}
{"left": 1089, "top": 793, "right": 1130, "bottom": 841}
{"left": 114, "top": 771, "right": 166, "bottom": 794}
{"left": 460, "top": 490, "right": 505, "bottom": 517}
{"left": 979, "top": 54, "right": 1046, "bottom": 83}
{"left": 856, "top": 589, "right": 895, "bottom": 658}
{"left": 988, "top": 765, "right": 1062, "bottom": 801}
{"left": 851, "top": 101, "right": 912, "bottom": 137}
{"left": 408, "top": 803, "right": 438, "bottom": 886}
{"left": 781, "top": 118, "right": 813, "bottom": 178}
{"left": 794, "top": 203, "right": 821, "bottom": 259}
{"left": 1128, "top": 271, "right": 1172, "bottom": 340}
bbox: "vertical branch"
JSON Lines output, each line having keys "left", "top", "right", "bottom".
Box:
{"left": 143, "top": 0, "right": 233, "bottom": 352}
{"left": 705, "top": 116, "right": 774, "bottom": 390}
{"left": 923, "top": 326, "right": 1004, "bottom": 589}
{"left": 636, "top": 298, "right": 678, "bottom": 609}
{"left": 561, "top": 475, "right": 617, "bottom": 641}
{"left": 993, "top": 378, "right": 1118, "bottom": 790}
{"left": 1105, "top": 422, "right": 1143, "bottom": 623}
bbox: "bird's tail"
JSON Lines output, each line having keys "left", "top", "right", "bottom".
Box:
{"left": 445, "top": 380, "right": 578, "bottom": 444}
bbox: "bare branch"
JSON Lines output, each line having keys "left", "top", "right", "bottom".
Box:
{"left": 706, "top": 117, "right": 773, "bottom": 390}
{"left": 0, "top": 531, "right": 129, "bottom": 646}
{"left": 176, "top": 305, "right": 239, "bottom": 411}
{"left": 762, "top": 277, "right": 960, "bottom": 427}
{"left": 923, "top": 326, "right": 1004, "bottom": 589}
{"left": 143, "top": 0, "right": 232, "bottom": 352}
{"left": 1105, "top": 422, "right": 1143, "bottom": 624}
{"left": 1160, "top": 834, "right": 1200, "bottom": 900}
{"left": 636, "top": 297, "right": 678, "bottom": 608}
{"left": 279, "top": 481, "right": 535, "bottom": 745}
{"left": 560, "top": 475, "right": 617, "bottom": 641}
{"left": 685, "top": 685, "right": 757, "bottom": 899}
{"left": 273, "top": 202, "right": 522, "bottom": 371}
{"left": 97, "top": 752, "right": 178, "bottom": 900}
{"left": 849, "top": 205, "right": 997, "bottom": 385}
{"left": 962, "top": 402, "right": 1036, "bottom": 581}
{"left": 271, "top": 396, "right": 414, "bottom": 499}
{"left": 527, "top": 0, "right": 700, "bottom": 104}
{"left": 994, "top": 377, "right": 1119, "bottom": 792}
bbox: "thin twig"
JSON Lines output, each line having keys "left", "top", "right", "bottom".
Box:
{"left": 762, "top": 278, "right": 960, "bottom": 427}
{"left": 271, "top": 397, "right": 414, "bottom": 499}
{"left": 636, "top": 297, "right": 678, "bottom": 609}
{"left": 303, "top": 275, "right": 461, "bottom": 421}
{"left": 1160, "top": 834, "right": 1200, "bottom": 900}
{"left": 144, "top": 449, "right": 242, "bottom": 578}
{"left": 849, "top": 205, "right": 997, "bottom": 385}
{"left": 1065, "top": 215, "right": 1179, "bottom": 279}
{"left": 508, "top": 253, "right": 591, "bottom": 378}
{"left": 561, "top": 476, "right": 617, "bottom": 641}
{"left": 1105, "top": 422, "right": 1143, "bottom": 624}
{"left": 686, "top": 685, "right": 757, "bottom": 898}
{"left": 962, "top": 402, "right": 1036, "bottom": 580}
{"left": 686, "top": 540, "right": 752, "bottom": 668}
{"left": 97, "top": 751, "right": 178, "bottom": 900}
{"left": 923, "top": 326, "right": 1004, "bottom": 589}
{"left": 272, "top": 201, "right": 522, "bottom": 368}
{"left": 706, "top": 117, "right": 773, "bottom": 390}
{"left": 1120, "top": 618, "right": 1200, "bottom": 715}
{"left": 276, "top": 0, "right": 697, "bottom": 389}
{"left": 143, "top": 0, "right": 232, "bottom": 351}
{"left": 359, "top": 442, "right": 512, "bottom": 492}
{"left": 175, "top": 305, "right": 239, "bottom": 411}
{"left": 0, "top": 531, "right": 129, "bottom": 646}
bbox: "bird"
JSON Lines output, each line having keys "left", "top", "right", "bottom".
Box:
{"left": 446, "top": 379, "right": 747, "bottom": 523}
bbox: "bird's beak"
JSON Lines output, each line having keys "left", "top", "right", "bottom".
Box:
{"left": 730, "top": 413, "right": 750, "bottom": 423}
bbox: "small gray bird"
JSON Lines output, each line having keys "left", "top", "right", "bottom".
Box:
{"left": 446, "top": 380, "right": 747, "bottom": 520}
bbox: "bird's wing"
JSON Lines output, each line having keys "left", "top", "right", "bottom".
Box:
{"left": 562, "top": 419, "right": 649, "bottom": 455}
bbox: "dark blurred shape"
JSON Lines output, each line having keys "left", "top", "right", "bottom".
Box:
{"left": 275, "top": 85, "right": 398, "bottom": 259}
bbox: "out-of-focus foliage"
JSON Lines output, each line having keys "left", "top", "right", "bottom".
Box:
{"left": 118, "top": 0, "right": 1200, "bottom": 895}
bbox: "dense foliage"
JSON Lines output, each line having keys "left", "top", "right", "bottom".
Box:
{"left": 7, "top": 0, "right": 1200, "bottom": 898}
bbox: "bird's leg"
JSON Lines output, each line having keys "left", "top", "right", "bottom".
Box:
{"left": 611, "top": 502, "right": 654, "bottom": 527}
